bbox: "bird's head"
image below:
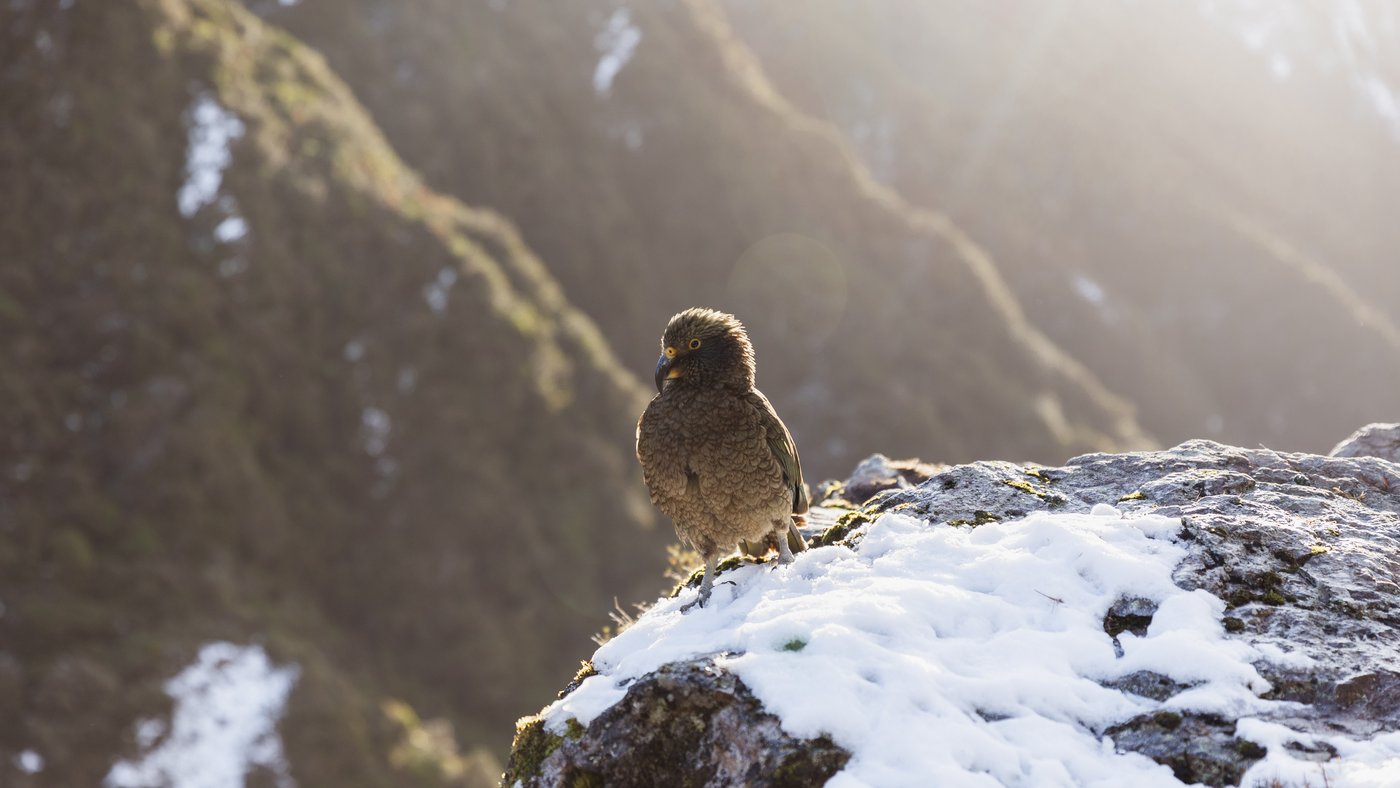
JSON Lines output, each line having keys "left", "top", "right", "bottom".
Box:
{"left": 653, "top": 307, "right": 756, "bottom": 393}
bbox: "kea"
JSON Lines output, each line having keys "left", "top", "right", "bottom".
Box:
{"left": 636, "top": 307, "right": 809, "bottom": 611}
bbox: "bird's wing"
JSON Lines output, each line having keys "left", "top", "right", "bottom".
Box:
{"left": 745, "top": 389, "right": 809, "bottom": 515}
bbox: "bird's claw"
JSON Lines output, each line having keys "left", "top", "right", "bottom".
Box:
{"left": 680, "top": 580, "right": 730, "bottom": 612}
{"left": 679, "top": 592, "right": 709, "bottom": 613}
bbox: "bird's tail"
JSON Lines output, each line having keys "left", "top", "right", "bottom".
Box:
{"left": 786, "top": 514, "right": 808, "bottom": 553}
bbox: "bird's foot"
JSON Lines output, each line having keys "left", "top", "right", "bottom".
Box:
{"left": 776, "top": 535, "right": 796, "bottom": 566}
{"left": 679, "top": 589, "right": 710, "bottom": 613}
{"left": 681, "top": 555, "right": 718, "bottom": 612}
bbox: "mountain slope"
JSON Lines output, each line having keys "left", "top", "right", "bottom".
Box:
{"left": 262, "top": 0, "right": 1153, "bottom": 476}
{"left": 0, "top": 0, "right": 664, "bottom": 782}
{"left": 718, "top": 0, "right": 1400, "bottom": 453}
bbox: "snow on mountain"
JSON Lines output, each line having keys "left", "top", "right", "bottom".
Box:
{"left": 592, "top": 7, "right": 642, "bottom": 97}
{"left": 105, "top": 642, "right": 300, "bottom": 788}
{"left": 177, "top": 95, "right": 244, "bottom": 218}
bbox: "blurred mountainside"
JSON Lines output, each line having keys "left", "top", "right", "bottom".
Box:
{"left": 262, "top": 0, "right": 1150, "bottom": 476}
{"left": 719, "top": 0, "right": 1400, "bottom": 453}
{"left": 3, "top": 0, "right": 1398, "bottom": 785}
{"left": 3, "top": 0, "right": 664, "bottom": 783}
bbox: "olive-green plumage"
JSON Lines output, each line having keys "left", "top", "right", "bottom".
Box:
{"left": 636, "top": 308, "right": 809, "bottom": 610}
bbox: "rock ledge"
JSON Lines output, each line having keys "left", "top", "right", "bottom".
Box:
{"left": 506, "top": 438, "right": 1400, "bottom": 786}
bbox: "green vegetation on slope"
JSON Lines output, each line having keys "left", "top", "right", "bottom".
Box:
{"left": 0, "top": 0, "right": 665, "bottom": 782}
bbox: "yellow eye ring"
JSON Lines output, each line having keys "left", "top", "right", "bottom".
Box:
{"left": 688, "top": 338, "right": 702, "bottom": 350}
{"left": 664, "top": 346, "right": 677, "bottom": 359}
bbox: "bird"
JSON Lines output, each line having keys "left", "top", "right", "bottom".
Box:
{"left": 635, "top": 307, "right": 809, "bottom": 611}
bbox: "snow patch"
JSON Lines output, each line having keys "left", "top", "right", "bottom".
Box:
{"left": 423, "top": 266, "right": 458, "bottom": 314}
{"left": 135, "top": 718, "right": 165, "bottom": 750}
{"left": 593, "top": 8, "right": 641, "bottom": 97}
{"left": 213, "top": 216, "right": 248, "bottom": 244}
{"left": 178, "top": 94, "right": 253, "bottom": 273}
{"left": 1238, "top": 718, "right": 1400, "bottom": 787}
{"left": 1071, "top": 273, "right": 1106, "bottom": 305}
{"left": 343, "top": 339, "right": 365, "bottom": 363}
{"left": 104, "top": 642, "right": 299, "bottom": 788}
{"left": 177, "top": 95, "right": 245, "bottom": 218}
{"left": 16, "top": 750, "right": 43, "bottom": 775}
{"left": 361, "top": 406, "right": 391, "bottom": 457}
{"left": 1359, "top": 72, "right": 1400, "bottom": 127}
{"left": 545, "top": 508, "right": 1396, "bottom": 786}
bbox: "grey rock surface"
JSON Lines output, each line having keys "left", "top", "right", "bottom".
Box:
{"left": 1330, "top": 422, "right": 1400, "bottom": 462}
{"left": 831, "top": 454, "right": 942, "bottom": 507}
{"left": 507, "top": 436, "right": 1400, "bottom": 787}
{"left": 1105, "top": 712, "right": 1265, "bottom": 786}
{"left": 505, "top": 659, "right": 849, "bottom": 787}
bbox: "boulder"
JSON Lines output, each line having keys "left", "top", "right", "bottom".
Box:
{"left": 1330, "top": 423, "right": 1400, "bottom": 462}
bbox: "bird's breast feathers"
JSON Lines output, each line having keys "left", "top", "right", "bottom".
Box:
{"left": 637, "top": 389, "right": 785, "bottom": 514}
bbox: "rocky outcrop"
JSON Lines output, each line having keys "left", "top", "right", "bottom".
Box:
{"left": 823, "top": 453, "right": 943, "bottom": 508}
{"left": 505, "top": 661, "right": 849, "bottom": 787}
{"left": 1331, "top": 423, "right": 1400, "bottom": 463}
{"left": 508, "top": 435, "right": 1400, "bottom": 786}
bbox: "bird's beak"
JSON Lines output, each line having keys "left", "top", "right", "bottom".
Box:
{"left": 654, "top": 354, "right": 682, "bottom": 392}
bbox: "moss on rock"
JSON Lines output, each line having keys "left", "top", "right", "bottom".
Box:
{"left": 502, "top": 716, "right": 565, "bottom": 785}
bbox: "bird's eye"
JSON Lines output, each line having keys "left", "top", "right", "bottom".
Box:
{"left": 688, "top": 338, "right": 702, "bottom": 350}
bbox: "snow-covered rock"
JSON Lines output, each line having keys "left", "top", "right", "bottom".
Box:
{"left": 506, "top": 434, "right": 1400, "bottom": 787}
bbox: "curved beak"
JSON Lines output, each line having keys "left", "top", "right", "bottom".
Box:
{"left": 654, "top": 353, "right": 681, "bottom": 392}
{"left": 654, "top": 354, "right": 671, "bottom": 393}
